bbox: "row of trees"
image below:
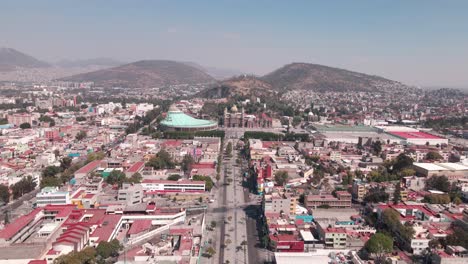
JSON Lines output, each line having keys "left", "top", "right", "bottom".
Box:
{"left": 0, "top": 176, "right": 37, "bottom": 205}
{"left": 105, "top": 170, "right": 142, "bottom": 187}
{"left": 54, "top": 239, "right": 122, "bottom": 264}
{"left": 161, "top": 130, "right": 225, "bottom": 139}
{"left": 11, "top": 176, "right": 36, "bottom": 200}
{"left": 146, "top": 150, "right": 175, "bottom": 170}
{"left": 146, "top": 150, "right": 197, "bottom": 175}
{"left": 243, "top": 131, "right": 309, "bottom": 142}
{"left": 192, "top": 175, "right": 214, "bottom": 191}
{"left": 381, "top": 208, "right": 415, "bottom": 246}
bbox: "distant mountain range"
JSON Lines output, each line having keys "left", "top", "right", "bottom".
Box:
{"left": 0, "top": 47, "right": 418, "bottom": 94}
{"left": 59, "top": 60, "right": 216, "bottom": 87}
{"left": 0, "top": 47, "right": 50, "bottom": 71}
{"left": 263, "top": 62, "right": 408, "bottom": 92}
{"left": 55, "top": 58, "right": 124, "bottom": 68}
{"left": 197, "top": 63, "right": 414, "bottom": 99}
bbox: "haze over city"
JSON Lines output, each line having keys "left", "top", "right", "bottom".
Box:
{"left": 1, "top": 0, "right": 468, "bottom": 88}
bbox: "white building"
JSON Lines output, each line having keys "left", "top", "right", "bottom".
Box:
{"left": 36, "top": 187, "right": 70, "bottom": 207}
{"left": 141, "top": 179, "right": 205, "bottom": 194}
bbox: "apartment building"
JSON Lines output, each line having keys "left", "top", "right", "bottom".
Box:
{"left": 117, "top": 183, "right": 143, "bottom": 206}
{"left": 305, "top": 192, "right": 351, "bottom": 210}
{"left": 264, "top": 192, "right": 297, "bottom": 217}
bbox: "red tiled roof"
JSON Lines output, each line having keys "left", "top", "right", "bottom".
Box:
{"left": 162, "top": 140, "right": 182, "bottom": 147}
{"left": 75, "top": 160, "right": 102, "bottom": 175}
{"left": 128, "top": 220, "right": 152, "bottom": 235}
{"left": 169, "top": 228, "right": 193, "bottom": 235}
{"left": 191, "top": 163, "right": 215, "bottom": 169}
{"left": 0, "top": 208, "right": 42, "bottom": 240}
{"left": 28, "top": 260, "right": 47, "bottom": 264}
{"left": 72, "top": 190, "right": 85, "bottom": 199}
{"left": 84, "top": 193, "right": 95, "bottom": 199}
{"left": 126, "top": 161, "right": 145, "bottom": 173}
{"left": 91, "top": 214, "right": 122, "bottom": 243}
{"left": 389, "top": 131, "right": 443, "bottom": 139}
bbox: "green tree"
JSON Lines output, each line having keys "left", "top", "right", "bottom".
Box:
{"left": 40, "top": 176, "right": 61, "bottom": 188}
{"left": 425, "top": 151, "right": 443, "bottom": 160}
{"left": 192, "top": 175, "right": 214, "bottom": 191}
{"left": 392, "top": 154, "right": 413, "bottom": 172}
{"left": 96, "top": 239, "right": 122, "bottom": 259}
{"left": 106, "top": 170, "right": 126, "bottom": 186}
{"left": 204, "top": 247, "right": 216, "bottom": 258}
{"left": 42, "top": 166, "right": 61, "bottom": 178}
{"left": 292, "top": 116, "right": 302, "bottom": 127}
{"left": 146, "top": 149, "right": 175, "bottom": 169}
{"left": 126, "top": 173, "right": 142, "bottom": 184}
{"left": 400, "top": 168, "right": 416, "bottom": 177}
{"left": 75, "top": 130, "right": 87, "bottom": 141}
{"left": 382, "top": 208, "right": 400, "bottom": 231}
{"left": 274, "top": 171, "right": 289, "bottom": 186}
{"left": 181, "top": 154, "right": 195, "bottom": 173}
{"left": 365, "top": 233, "right": 393, "bottom": 263}
{"left": 0, "top": 184, "right": 10, "bottom": 204}
{"left": 423, "top": 194, "right": 451, "bottom": 204}
{"left": 226, "top": 142, "right": 233, "bottom": 157}
{"left": 446, "top": 226, "right": 468, "bottom": 249}
{"left": 39, "top": 115, "right": 55, "bottom": 126}
{"left": 426, "top": 175, "right": 450, "bottom": 192}
{"left": 453, "top": 196, "right": 462, "bottom": 205}
{"left": 86, "top": 151, "right": 105, "bottom": 163}
{"left": 393, "top": 182, "right": 401, "bottom": 204}
{"left": 167, "top": 174, "right": 182, "bottom": 181}
{"left": 4, "top": 210, "right": 9, "bottom": 224}
{"left": 372, "top": 141, "right": 382, "bottom": 155}
{"left": 364, "top": 187, "right": 389, "bottom": 203}
{"left": 60, "top": 157, "right": 73, "bottom": 171}
{"left": 54, "top": 246, "right": 97, "bottom": 264}
{"left": 12, "top": 176, "right": 37, "bottom": 199}
{"left": 19, "top": 122, "right": 31, "bottom": 129}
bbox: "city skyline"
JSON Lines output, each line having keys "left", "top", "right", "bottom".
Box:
{"left": 1, "top": 0, "right": 468, "bottom": 88}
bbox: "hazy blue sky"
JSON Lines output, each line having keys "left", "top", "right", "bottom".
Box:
{"left": 1, "top": 0, "right": 468, "bottom": 87}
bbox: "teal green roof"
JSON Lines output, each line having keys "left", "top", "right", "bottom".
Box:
{"left": 161, "top": 110, "right": 217, "bottom": 128}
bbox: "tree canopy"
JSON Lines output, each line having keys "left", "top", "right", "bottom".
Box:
{"left": 75, "top": 130, "right": 87, "bottom": 141}
{"left": 146, "top": 149, "right": 175, "bottom": 169}
{"left": 392, "top": 154, "right": 413, "bottom": 172}
{"left": 167, "top": 174, "right": 182, "bottom": 181}
{"left": 425, "top": 175, "right": 450, "bottom": 192}
{"left": 192, "top": 175, "right": 213, "bottom": 191}
{"left": 11, "top": 176, "right": 36, "bottom": 199}
{"left": 274, "top": 171, "right": 289, "bottom": 186}
{"left": 181, "top": 154, "right": 195, "bottom": 173}
{"left": 425, "top": 151, "right": 443, "bottom": 160}
{"left": 0, "top": 184, "right": 10, "bottom": 204}
{"left": 19, "top": 122, "right": 31, "bottom": 129}
{"left": 365, "top": 232, "right": 393, "bottom": 253}
{"left": 365, "top": 232, "right": 393, "bottom": 262}
{"left": 96, "top": 239, "right": 122, "bottom": 259}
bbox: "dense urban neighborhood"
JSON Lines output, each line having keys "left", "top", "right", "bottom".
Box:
{"left": 0, "top": 75, "right": 465, "bottom": 264}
